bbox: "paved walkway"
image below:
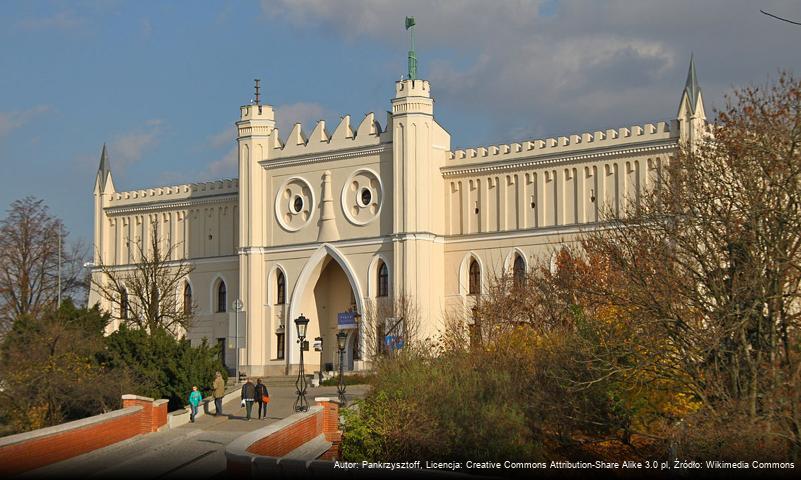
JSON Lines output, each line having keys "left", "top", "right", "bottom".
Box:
{"left": 20, "top": 384, "right": 369, "bottom": 479}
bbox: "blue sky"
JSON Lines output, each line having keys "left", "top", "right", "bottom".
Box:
{"left": 1, "top": 0, "right": 800, "bottom": 250}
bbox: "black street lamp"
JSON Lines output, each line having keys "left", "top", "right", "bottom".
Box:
{"left": 336, "top": 330, "right": 348, "bottom": 404}
{"left": 294, "top": 314, "right": 310, "bottom": 412}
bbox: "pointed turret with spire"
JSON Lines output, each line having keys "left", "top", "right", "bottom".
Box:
{"left": 92, "top": 144, "right": 115, "bottom": 266}
{"left": 94, "top": 143, "right": 115, "bottom": 193}
{"left": 677, "top": 54, "right": 706, "bottom": 148}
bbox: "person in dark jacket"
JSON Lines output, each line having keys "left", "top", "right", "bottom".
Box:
{"left": 241, "top": 378, "right": 256, "bottom": 421}
{"left": 254, "top": 378, "right": 269, "bottom": 420}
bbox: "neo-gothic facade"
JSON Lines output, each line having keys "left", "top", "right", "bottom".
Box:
{"left": 88, "top": 58, "right": 706, "bottom": 377}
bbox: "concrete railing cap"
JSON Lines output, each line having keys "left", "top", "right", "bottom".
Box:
{"left": 121, "top": 394, "right": 155, "bottom": 402}
{"left": 226, "top": 406, "right": 324, "bottom": 457}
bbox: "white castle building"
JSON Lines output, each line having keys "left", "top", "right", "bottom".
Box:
{"left": 88, "top": 47, "right": 706, "bottom": 376}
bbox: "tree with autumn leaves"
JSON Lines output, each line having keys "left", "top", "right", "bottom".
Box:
{"left": 580, "top": 71, "right": 801, "bottom": 458}
{"left": 342, "top": 72, "right": 801, "bottom": 462}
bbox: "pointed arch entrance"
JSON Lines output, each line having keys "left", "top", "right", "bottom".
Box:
{"left": 287, "top": 244, "right": 365, "bottom": 372}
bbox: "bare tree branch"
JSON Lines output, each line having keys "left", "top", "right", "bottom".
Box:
{"left": 761, "top": 9, "right": 801, "bottom": 26}
{"left": 91, "top": 228, "right": 194, "bottom": 335}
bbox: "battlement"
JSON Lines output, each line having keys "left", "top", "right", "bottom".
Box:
{"left": 394, "top": 79, "right": 430, "bottom": 98}
{"left": 448, "top": 120, "right": 678, "bottom": 164}
{"left": 267, "top": 111, "right": 391, "bottom": 160}
{"left": 107, "top": 178, "right": 239, "bottom": 207}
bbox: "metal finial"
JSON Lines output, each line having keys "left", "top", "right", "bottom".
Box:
{"left": 254, "top": 79, "right": 261, "bottom": 106}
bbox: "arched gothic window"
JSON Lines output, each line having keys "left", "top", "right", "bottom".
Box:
{"left": 183, "top": 283, "right": 192, "bottom": 315}
{"left": 120, "top": 289, "right": 129, "bottom": 320}
{"left": 217, "top": 281, "right": 227, "bottom": 313}
{"left": 513, "top": 254, "right": 526, "bottom": 287}
{"left": 469, "top": 259, "right": 481, "bottom": 295}
{"left": 276, "top": 271, "right": 286, "bottom": 305}
{"left": 377, "top": 261, "right": 388, "bottom": 297}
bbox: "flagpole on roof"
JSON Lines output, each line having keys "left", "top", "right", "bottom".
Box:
{"left": 405, "top": 16, "right": 417, "bottom": 80}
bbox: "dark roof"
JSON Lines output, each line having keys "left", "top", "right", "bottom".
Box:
{"left": 684, "top": 54, "right": 702, "bottom": 109}
{"left": 97, "top": 143, "right": 111, "bottom": 190}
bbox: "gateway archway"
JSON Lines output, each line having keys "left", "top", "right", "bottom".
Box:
{"left": 288, "top": 244, "right": 365, "bottom": 373}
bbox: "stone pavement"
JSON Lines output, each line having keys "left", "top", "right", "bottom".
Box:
{"left": 19, "top": 383, "right": 369, "bottom": 480}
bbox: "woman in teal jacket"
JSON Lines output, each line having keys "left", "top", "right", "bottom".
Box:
{"left": 188, "top": 386, "right": 203, "bottom": 423}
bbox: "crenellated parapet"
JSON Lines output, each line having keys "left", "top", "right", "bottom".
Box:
{"left": 107, "top": 178, "right": 239, "bottom": 207}
{"left": 447, "top": 120, "right": 677, "bottom": 167}
{"left": 263, "top": 112, "right": 392, "bottom": 162}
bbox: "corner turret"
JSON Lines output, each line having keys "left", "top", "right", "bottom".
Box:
{"left": 92, "top": 144, "right": 115, "bottom": 265}
{"left": 677, "top": 54, "right": 706, "bottom": 147}
{"left": 392, "top": 79, "right": 433, "bottom": 115}
{"left": 94, "top": 143, "right": 115, "bottom": 194}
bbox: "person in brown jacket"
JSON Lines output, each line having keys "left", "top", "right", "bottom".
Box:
{"left": 213, "top": 371, "right": 225, "bottom": 416}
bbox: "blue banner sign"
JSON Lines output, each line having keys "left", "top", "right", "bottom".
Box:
{"left": 337, "top": 311, "right": 358, "bottom": 329}
{"left": 385, "top": 335, "right": 404, "bottom": 351}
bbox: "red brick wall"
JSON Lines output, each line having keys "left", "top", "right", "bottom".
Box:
{"left": 248, "top": 413, "right": 322, "bottom": 457}
{"left": 0, "top": 409, "right": 141, "bottom": 475}
{"left": 245, "top": 400, "right": 341, "bottom": 460}
{"left": 319, "top": 400, "right": 341, "bottom": 460}
{"left": 0, "top": 396, "right": 169, "bottom": 475}
{"left": 122, "top": 397, "right": 169, "bottom": 433}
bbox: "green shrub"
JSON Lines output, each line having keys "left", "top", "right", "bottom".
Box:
{"left": 102, "top": 326, "right": 226, "bottom": 411}
{"left": 341, "top": 346, "right": 542, "bottom": 462}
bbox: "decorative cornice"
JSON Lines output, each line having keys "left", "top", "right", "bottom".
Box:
{"left": 238, "top": 231, "right": 448, "bottom": 255}
{"left": 105, "top": 193, "right": 237, "bottom": 216}
{"left": 444, "top": 222, "right": 615, "bottom": 243}
{"left": 90, "top": 254, "right": 238, "bottom": 273}
{"left": 263, "top": 144, "right": 391, "bottom": 170}
{"left": 441, "top": 141, "right": 676, "bottom": 178}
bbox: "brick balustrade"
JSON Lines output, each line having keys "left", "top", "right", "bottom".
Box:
{"left": 225, "top": 397, "right": 342, "bottom": 476}
{"left": 0, "top": 395, "right": 169, "bottom": 475}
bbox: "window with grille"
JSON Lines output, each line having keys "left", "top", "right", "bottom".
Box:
{"left": 513, "top": 254, "right": 526, "bottom": 287}
{"left": 183, "top": 283, "right": 192, "bottom": 314}
{"left": 276, "top": 271, "right": 286, "bottom": 305}
{"left": 276, "top": 333, "right": 285, "bottom": 359}
{"left": 121, "top": 289, "right": 129, "bottom": 320}
{"left": 217, "top": 281, "right": 227, "bottom": 313}
{"left": 378, "top": 261, "right": 388, "bottom": 297}
{"left": 469, "top": 260, "right": 481, "bottom": 295}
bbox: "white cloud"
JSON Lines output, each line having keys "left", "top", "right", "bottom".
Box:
{"left": 203, "top": 147, "right": 238, "bottom": 179}
{"left": 109, "top": 120, "right": 164, "bottom": 169}
{"left": 263, "top": 0, "right": 801, "bottom": 145}
{"left": 141, "top": 18, "right": 152, "bottom": 38}
{"left": 207, "top": 127, "right": 235, "bottom": 149}
{"left": 15, "top": 11, "right": 86, "bottom": 31}
{"left": 0, "top": 106, "right": 51, "bottom": 138}
{"left": 274, "top": 102, "right": 334, "bottom": 138}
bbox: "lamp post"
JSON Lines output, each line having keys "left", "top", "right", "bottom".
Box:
{"left": 294, "top": 314, "right": 310, "bottom": 412}
{"left": 233, "top": 299, "right": 244, "bottom": 382}
{"left": 336, "top": 330, "right": 348, "bottom": 404}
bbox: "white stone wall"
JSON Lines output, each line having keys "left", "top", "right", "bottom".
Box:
{"left": 90, "top": 74, "right": 696, "bottom": 375}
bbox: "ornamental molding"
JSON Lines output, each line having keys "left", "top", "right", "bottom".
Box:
{"left": 262, "top": 144, "right": 391, "bottom": 170}
{"left": 441, "top": 141, "right": 676, "bottom": 178}
{"left": 105, "top": 193, "right": 237, "bottom": 216}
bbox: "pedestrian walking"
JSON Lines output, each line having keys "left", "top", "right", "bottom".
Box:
{"left": 188, "top": 385, "right": 202, "bottom": 423}
{"left": 241, "top": 378, "right": 256, "bottom": 421}
{"left": 213, "top": 371, "right": 225, "bottom": 416}
{"left": 255, "top": 378, "right": 270, "bottom": 420}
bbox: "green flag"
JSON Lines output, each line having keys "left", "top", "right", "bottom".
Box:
{"left": 405, "top": 16, "right": 415, "bottom": 29}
